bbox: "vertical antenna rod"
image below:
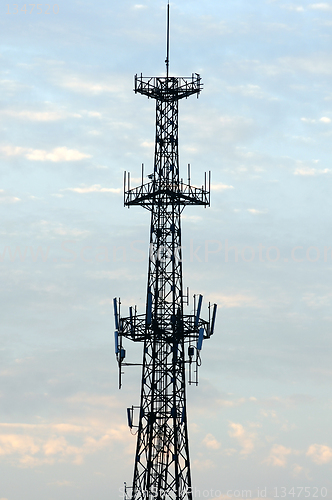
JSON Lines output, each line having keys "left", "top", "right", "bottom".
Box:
{"left": 166, "top": 1, "right": 170, "bottom": 77}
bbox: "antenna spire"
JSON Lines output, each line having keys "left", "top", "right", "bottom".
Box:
{"left": 166, "top": 1, "right": 170, "bottom": 78}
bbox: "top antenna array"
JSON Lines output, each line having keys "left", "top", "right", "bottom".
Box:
{"left": 166, "top": 1, "right": 170, "bottom": 77}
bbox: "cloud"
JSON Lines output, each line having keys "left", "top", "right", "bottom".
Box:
{"left": 309, "top": 3, "right": 332, "bottom": 10}
{"left": 280, "top": 55, "right": 332, "bottom": 74}
{"left": 292, "top": 463, "right": 304, "bottom": 477}
{"left": 66, "top": 393, "right": 122, "bottom": 409}
{"left": 211, "top": 183, "right": 234, "bottom": 191}
{"left": 181, "top": 215, "right": 203, "bottom": 222}
{"left": 182, "top": 112, "right": 255, "bottom": 147}
{"left": 53, "top": 71, "right": 127, "bottom": 95}
{"left": 302, "top": 291, "right": 332, "bottom": 309}
{"left": 202, "top": 433, "right": 221, "bottom": 450}
{"left": 0, "top": 190, "right": 20, "bottom": 204}
{"left": 82, "top": 111, "right": 102, "bottom": 118}
{"left": 0, "top": 146, "right": 26, "bottom": 156}
{"left": 0, "top": 420, "right": 130, "bottom": 467}
{"left": 0, "top": 108, "right": 102, "bottom": 123}
{"left": 301, "top": 117, "right": 317, "bottom": 123}
{"left": 228, "top": 423, "right": 255, "bottom": 455}
{"left": 0, "top": 146, "right": 91, "bottom": 162}
{"left": 0, "top": 79, "right": 28, "bottom": 94}
{"left": 306, "top": 444, "right": 332, "bottom": 464}
{"left": 43, "top": 437, "right": 68, "bottom": 456}
{"left": 64, "top": 184, "right": 121, "bottom": 194}
{"left": 0, "top": 110, "right": 70, "bottom": 121}
{"left": 34, "top": 220, "right": 90, "bottom": 239}
{"left": 281, "top": 5, "right": 305, "bottom": 11}
{"left": 140, "top": 141, "right": 154, "bottom": 150}
{"left": 217, "top": 397, "right": 255, "bottom": 407}
{"left": 294, "top": 167, "right": 330, "bottom": 176}
{"left": 26, "top": 148, "right": 90, "bottom": 162}
{"left": 192, "top": 458, "right": 216, "bottom": 470}
{"left": 215, "top": 293, "right": 262, "bottom": 308}
{"left": 0, "top": 434, "right": 40, "bottom": 456}
{"left": 252, "top": 55, "right": 332, "bottom": 76}
{"left": 265, "top": 444, "right": 292, "bottom": 467}
{"left": 48, "top": 480, "right": 73, "bottom": 487}
{"left": 226, "top": 84, "right": 274, "bottom": 100}
{"left": 247, "top": 208, "right": 268, "bottom": 215}
{"left": 260, "top": 394, "right": 315, "bottom": 408}
{"left": 301, "top": 116, "right": 331, "bottom": 123}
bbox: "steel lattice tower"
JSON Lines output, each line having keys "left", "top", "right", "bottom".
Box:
{"left": 113, "top": 4, "right": 217, "bottom": 499}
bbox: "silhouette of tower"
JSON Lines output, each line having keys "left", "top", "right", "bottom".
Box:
{"left": 113, "top": 4, "right": 217, "bottom": 499}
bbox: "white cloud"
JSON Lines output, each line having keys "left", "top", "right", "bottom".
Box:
{"left": 0, "top": 420, "right": 130, "bottom": 467}
{"left": 294, "top": 167, "right": 330, "bottom": 176}
{"left": 34, "top": 220, "right": 90, "bottom": 239}
{"left": 57, "top": 75, "right": 126, "bottom": 95}
{"left": 226, "top": 84, "right": 274, "bottom": 100}
{"left": 192, "top": 458, "right": 216, "bottom": 470}
{"left": 181, "top": 215, "right": 203, "bottom": 222}
{"left": 309, "top": 3, "right": 332, "bottom": 10}
{"left": 0, "top": 190, "right": 20, "bottom": 204}
{"left": 217, "top": 397, "right": 248, "bottom": 407}
{"left": 48, "top": 480, "right": 73, "bottom": 487}
{"left": 302, "top": 291, "right": 332, "bottom": 308}
{"left": 253, "top": 55, "right": 332, "bottom": 76}
{"left": 83, "top": 111, "right": 102, "bottom": 118}
{"left": 0, "top": 79, "right": 28, "bottom": 94}
{"left": 301, "top": 117, "right": 316, "bottom": 123}
{"left": 182, "top": 112, "right": 255, "bottom": 147}
{"left": 202, "top": 433, "right": 221, "bottom": 450}
{"left": 0, "top": 146, "right": 26, "bottom": 156}
{"left": 0, "top": 145, "right": 91, "bottom": 162}
{"left": 228, "top": 422, "right": 255, "bottom": 455}
{"left": 292, "top": 463, "right": 304, "bottom": 477}
{"left": 26, "top": 147, "right": 90, "bottom": 162}
{"left": 301, "top": 116, "right": 331, "bottom": 123}
{"left": 64, "top": 184, "right": 121, "bottom": 194}
{"left": 0, "top": 434, "right": 40, "bottom": 456}
{"left": 141, "top": 141, "right": 154, "bottom": 149}
{"left": 247, "top": 208, "right": 268, "bottom": 215}
{"left": 306, "top": 444, "right": 332, "bottom": 464}
{"left": 214, "top": 293, "right": 262, "bottom": 308}
{"left": 281, "top": 4, "right": 305, "bottom": 11}
{"left": 265, "top": 444, "right": 292, "bottom": 467}
{"left": 0, "top": 110, "right": 68, "bottom": 121}
{"left": 211, "top": 183, "right": 234, "bottom": 191}
{"left": 66, "top": 393, "right": 122, "bottom": 409}
{"left": 280, "top": 55, "right": 332, "bottom": 74}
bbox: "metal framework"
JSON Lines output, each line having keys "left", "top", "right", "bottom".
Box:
{"left": 113, "top": 5, "right": 217, "bottom": 500}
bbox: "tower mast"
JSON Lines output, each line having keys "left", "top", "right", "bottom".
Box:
{"left": 114, "top": 5, "right": 217, "bottom": 499}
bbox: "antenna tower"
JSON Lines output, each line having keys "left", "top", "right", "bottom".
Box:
{"left": 113, "top": 4, "right": 217, "bottom": 499}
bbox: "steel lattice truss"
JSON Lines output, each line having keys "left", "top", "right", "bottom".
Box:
{"left": 114, "top": 73, "right": 217, "bottom": 500}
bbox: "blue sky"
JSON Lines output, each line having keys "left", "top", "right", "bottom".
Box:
{"left": 1, "top": 1, "right": 332, "bottom": 499}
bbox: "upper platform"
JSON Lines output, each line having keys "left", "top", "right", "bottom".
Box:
{"left": 134, "top": 74, "right": 203, "bottom": 102}
{"left": 124, "top": 179, "right": 210, "bottom": 210}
